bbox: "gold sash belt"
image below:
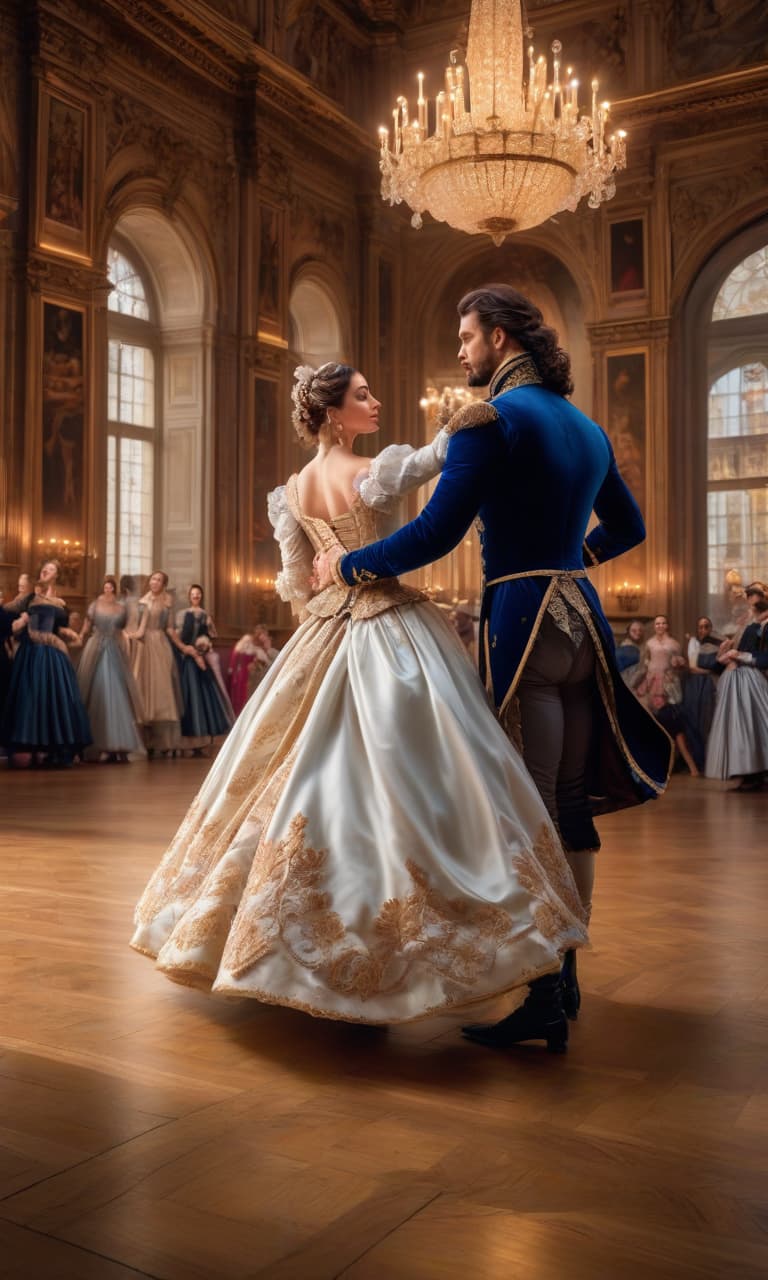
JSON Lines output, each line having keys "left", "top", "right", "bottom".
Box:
{"left": 485, "top": 569, "right": 588, "bottom": 587}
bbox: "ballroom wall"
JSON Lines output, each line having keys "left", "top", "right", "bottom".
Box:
{"left": 0, "top": 0, "right": 766, "bottom": 637}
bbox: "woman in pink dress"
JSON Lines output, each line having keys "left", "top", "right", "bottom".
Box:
{"left": 635, "top": 614, "right": 699, "bottom": 776}
{"left": 227, "top": 631, "right": 272, "bottom": 716}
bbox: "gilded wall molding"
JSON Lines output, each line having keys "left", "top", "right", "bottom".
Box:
{"left": 289, "top": 195, "right": 346, "bottom": 261}
{"left": 243, "top": 338, "right": 283, "bottom": 375}
{"left": 618, "top": 65, "right": 768, "bottom": 127}
{"left": 670, "top": 152, "right": 768, "bottom": 275}
{"left": 26, "top": 253, "right": 111, "bottom": 301}
{"left": 588, "top": 316, "right": 670, "bottom": 347}
{"left": 104, "top": 92, "right": 236, "bottom": 229}
{"left": 35, "top": 10, "right": 106, "bottom": 84}
{"left": 98, "top": 0, "right": 246, "bottom": 93}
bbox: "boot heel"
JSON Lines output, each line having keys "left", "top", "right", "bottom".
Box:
{"left": 546, "top": 1028, "right": 568, "bottom": 1053}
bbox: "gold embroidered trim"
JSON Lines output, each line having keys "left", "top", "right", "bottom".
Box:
{"left": 27, "top": 627, "right": 68, "bottom": 653}
{"left": 562, "top": 581, "right": 673, "bottom": 794}
{"left": 499, "top": 579, "right": 557, "bottom": 713}
{"left": 443, "top": 401, "right": 499, "bottom": 436}
{"left": 306, "top": 579, "right": 425, "bottom": 621}
{"left": 331, "top": 554, "right": 350, "bottom": 589}
{"left": 220, "top": 813, "right": 584, "bottom": 1003}
{"left": 488, "top": 570, "right": 669, "bottom": 795}
{"left": 489, "top": 354, "right": 543, "bottom": 397}
{"left": 209, "top": 956, "right": 567, "bottom": 1025}
{"left": 482, "top": 617, "right": 493, "bottom": 699}
{"left": 32, "top": 591, "right": 67, "bottom": 608}
{"left": 583, "top": 539, "right": 600, "bottom": 567}
{"left": 133, "top": 617, "right": 345, "bottom": 929}
{"left": 138, "top": 805, "right": 588, "bottom": 1023}
{"left": 500, "top": 692, "right": 523, "bottom": 755}
{"left": 486, "top": 568, "right": 587, "bottom": 588}
{"left": 492, "top": 574, "right": 672, "bottom": 795}
{"left": 145, "top": 947, "right": 571, "bottom": 1023}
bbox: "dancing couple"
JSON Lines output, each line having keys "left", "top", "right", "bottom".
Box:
{"left": 132, "top": 284, "right": 671, "bottom": 1052}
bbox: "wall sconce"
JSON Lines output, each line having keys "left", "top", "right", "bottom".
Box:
{"left": 614, "top": 580, "right": 643, "bottom": 612}
{"left": 36, "top": 536, "right": 83, "bottom": 588}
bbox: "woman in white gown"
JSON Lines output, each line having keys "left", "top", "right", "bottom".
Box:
{"left": 131, "top": 363, "right": 588, "bottom": 1043}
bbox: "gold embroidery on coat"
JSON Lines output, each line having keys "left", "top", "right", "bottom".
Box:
{"left": 489, "top": 354, "right": 543, "bottom": 396}
{"left": 443, "top": 401, "right": 499, "bottom": 436}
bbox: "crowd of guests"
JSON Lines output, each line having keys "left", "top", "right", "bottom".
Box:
{"left": 0, "top": 561, "right": 279, "bottom": 769}
{"left": 615, "top": 582, "right": 768, "bottom": 790}
{"left": 4, "top": 558, "right": 764, "bottom": 788}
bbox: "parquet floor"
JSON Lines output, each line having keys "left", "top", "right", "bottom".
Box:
{"left": 0, "top": 761, "right": 766, "bottom": 1279}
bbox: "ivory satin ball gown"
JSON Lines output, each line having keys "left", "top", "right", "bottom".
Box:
{"left": 131, "top": 435, "right": 588, "bottom": 1024}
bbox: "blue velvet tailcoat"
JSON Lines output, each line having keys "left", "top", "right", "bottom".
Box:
{"left": 339, "top": 355, "right": 673, "bottom": 815}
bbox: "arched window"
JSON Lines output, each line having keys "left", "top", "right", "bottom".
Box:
{"left": 706, "top": 244, "right": 768, "bottom": 619}
{"left": 288, "top": 275, "right": 345, "bottom": 366}
{"left": 106, "top": 244, "right": 157, "bottom": 579}
{"left": 108, "top": 246, "right": 150, "bottom": 320}
{"left": 712, "top": 248, "right": 768, "bottom": 322}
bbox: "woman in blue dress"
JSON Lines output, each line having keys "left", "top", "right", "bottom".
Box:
{"left": 78, "top": 575, "right": 144, "bottom": 762}
{"left": 174, "top": 584, "right": 234, "bottom": 754}
{"left": 614, "top": 618, "right": 645, "bottom": 689}
{"left": 1, "top": 574, "right": 32, "bottom": 721}
{"left": 706, "top": 587, "right": 768, "bottom": 789}
{"left": 1, "top": 559, "right": 91, "bottom": 767}
{"left": 682, "top": 616, "right": 721, "bottom": 765}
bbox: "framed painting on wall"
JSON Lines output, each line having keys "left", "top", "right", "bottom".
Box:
{"left": 609, "top": 216, "right": 646, "bottom": 297}
{"left": 257, "top": 203, "right": 285, "bottom": 340}
{"left": 36, "top": 85, "right": 91, "bottom": 260}
{"left": 41, "top": 300, "right": 86, "bottom": 553}
{"left": 604, "top": 350, "right": 647, "bottom": 508}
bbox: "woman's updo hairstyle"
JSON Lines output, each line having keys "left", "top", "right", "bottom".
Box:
{"left": 291, "top": 362, "right": 355, "bottom": 446}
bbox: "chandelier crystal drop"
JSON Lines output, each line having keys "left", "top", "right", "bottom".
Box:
{"left": 378, "top": 0, "right": 627, "bottom": 245}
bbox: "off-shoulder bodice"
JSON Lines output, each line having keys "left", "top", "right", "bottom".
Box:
{"left": 28, "top": 599, "right": 68, "bottom": 634}
{"left": 286, "top": 474, "right": 378, "bottom": 553}
{"left": 284, "top": 474, "right": 424, "bottom": 621}
{"left": 89, "top": 602, "right": 128, "bottom": 634}
{"left": 269, "top": 437, "right": 446, "bottom": 618}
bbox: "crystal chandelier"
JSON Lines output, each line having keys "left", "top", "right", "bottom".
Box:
{"left": 378, "top": 0, "right": 627, "bottom": 245}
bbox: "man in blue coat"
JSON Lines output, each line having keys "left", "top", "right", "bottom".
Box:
{"left": 316, "top": 284, "right": 673, "bottom": 1051}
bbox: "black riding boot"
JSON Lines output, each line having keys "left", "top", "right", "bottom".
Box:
{"left": 462, "top": 972, "right": 568, "bottom": 1053}
{"left": 561, "top": 948, "right": 580, "bottom": 1020}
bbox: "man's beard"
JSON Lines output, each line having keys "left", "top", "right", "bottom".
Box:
{"left": 466, "top": 355, "right": 497, "bottom": 387}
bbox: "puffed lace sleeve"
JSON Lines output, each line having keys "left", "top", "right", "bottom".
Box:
{"left": 268, "top": 485, "right": 314, "bottom": 614}
{"left": 355, "top": 429, "right": 449, "bottom": 512}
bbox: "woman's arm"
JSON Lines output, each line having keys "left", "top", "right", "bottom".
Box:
{"left": 130, "top": 603, "right": 149, "bottom": 641}
{"left": 355, "top": 431, "right": 450, "bottom": 511}
{"left": 331, "top": 414, "right": 504, "bottom": 587}
{"left": 268, "top": 485, "right": 315, "bottom": 618}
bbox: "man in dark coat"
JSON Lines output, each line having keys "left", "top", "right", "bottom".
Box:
{"left": 316, "top": 284, "right": 673, "bottom": 1051}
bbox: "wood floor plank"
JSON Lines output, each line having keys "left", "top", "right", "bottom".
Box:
{"left": 340, "top": 1198, "right": 768, "bottom": 1280}
{"left": 1, "top": 761, "right": 767, "bottom": 1278}
{"left": 0, "top": 1218, "right": 155, "bottom": 1279}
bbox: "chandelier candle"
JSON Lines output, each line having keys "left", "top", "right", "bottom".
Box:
{"left": 378, "top": 0, "right": 628, "bottom": 243}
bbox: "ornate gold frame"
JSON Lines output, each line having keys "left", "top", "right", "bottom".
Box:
{"left": 36, "top": 82, "right": 93, "bottom": 263}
